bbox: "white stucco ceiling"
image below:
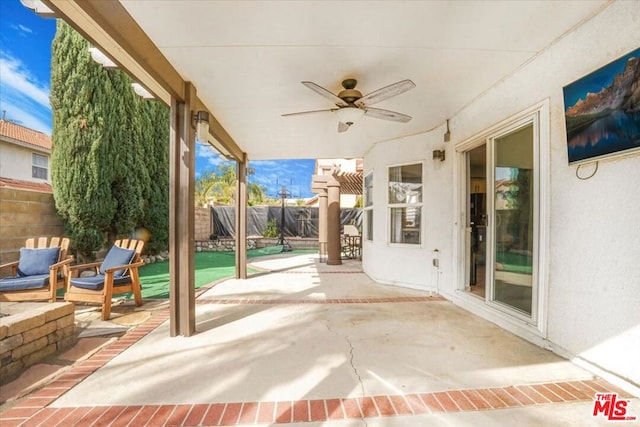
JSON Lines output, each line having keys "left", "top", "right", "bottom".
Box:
{"left": 121, "top": 0, "right": 608, "bottom": 160}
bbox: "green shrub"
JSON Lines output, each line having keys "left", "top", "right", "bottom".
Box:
{"left": 263, "top": 218, "right": 279, "bottom": 237}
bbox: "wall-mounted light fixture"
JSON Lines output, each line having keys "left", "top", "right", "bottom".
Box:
{"left": 88, "top": 47, "right": 118, "bottom": 68}
{"left": 433, "top": 149, "right": 446, "bottom": 162}
{"left": 131, "top": 83, "right": 154, "bottom": 99}
{"left": 192, "top": 111, "right": 210, "bottom": 143}
{"left": 20, "top": 0, "right": 55, "bottom": 16}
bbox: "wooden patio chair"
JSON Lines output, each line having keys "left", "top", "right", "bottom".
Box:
{"left": 0, "top": 237, "right": 73, "bottom": 302}
{"left": 65, "top": 239, "right": 145, "bottom": 320}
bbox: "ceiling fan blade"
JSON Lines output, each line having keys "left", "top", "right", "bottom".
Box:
{"left": 338, "top": 122, "right": 350, "bottom": 133}
{"left": 355, "top": 79, "right": 416, "bottom": 107}
{"left": 302, "top": 81, "right": 349, "bottom": 107}
{"left": 282, "top": 108, "right": 336, "bottom": 117}
{"left": 365, "top": 107, "right": 412, "bottom": 123}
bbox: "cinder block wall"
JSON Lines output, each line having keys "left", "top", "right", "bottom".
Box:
{"left": 195, "top": 207, "right": 211, "bottom": 241}
{"left": 0, "top": 188, "right": 66, "bottom": 266}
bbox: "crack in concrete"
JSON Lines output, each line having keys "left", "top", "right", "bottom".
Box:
{"left": 325, "top": 320, "right": 368, "bottom": 427}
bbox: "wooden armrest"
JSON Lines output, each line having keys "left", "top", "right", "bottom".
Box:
{"left": 69, "top": 261, "right": 102, "bottom": 272}
{"left": 0, "top": 260, "right": 19, "bottom": 271}
{"left": 50, "top": 256, "right": 75, "bottom": 269}
{"left": 103, "top": 259, "right": 145, "bottom": 274}
{"left": 0, "top": 260, "right": 19, "bottom": 277}
{"left": 0, "top": 260, "right": 19, "bottom": 269}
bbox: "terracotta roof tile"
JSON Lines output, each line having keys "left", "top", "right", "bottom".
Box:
{"left": 0, "top": 177, "right": 52, "bottom": 193}
{"left": 0, "top": 120, "right": 52, "bottom": 150}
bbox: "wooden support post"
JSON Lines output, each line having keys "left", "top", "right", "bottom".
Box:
{"left": 168, "top": 83, "right": 196, "bottom": 337}
{"left": 235, "top": 153, "right": 248, "bottom": 279}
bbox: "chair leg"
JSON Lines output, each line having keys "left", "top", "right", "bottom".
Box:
{"left": 102, "top": 297, "right": 112, "bottom": 321}
{"left": 102, "top": 274, "right": 114, "bottom": 321}
{"left": 130, "top": 269, "right": 143, "bottom": 307}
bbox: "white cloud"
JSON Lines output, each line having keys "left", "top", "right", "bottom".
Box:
{"left": 0, "top": 51, "right": 51, "bottom": 133}
{"left": 11, "top": 24, "right": 34, "bottom": 35}
{"left": 0, "top": 52, "right": 50, "bottom": 108}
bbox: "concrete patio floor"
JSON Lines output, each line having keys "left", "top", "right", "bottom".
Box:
{"left": 1, "top": 252, "right": 637, "bottom": 426}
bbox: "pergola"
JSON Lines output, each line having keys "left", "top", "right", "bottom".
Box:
{"left": 311, "top": 170, "right": 363, "bottom": 265}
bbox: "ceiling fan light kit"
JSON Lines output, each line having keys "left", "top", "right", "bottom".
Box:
{"left": 335, "top": 107, "right": 366, "bottom": 125}
{"left": 283, "top": 78, "right": 416, "bottom": 132}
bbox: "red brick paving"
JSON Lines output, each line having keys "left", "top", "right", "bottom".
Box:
{"left": 308, "top": 399, "right": 326, "bottom": 421}
{"left": 181, "top": 403, "right": 209, "bottom": 426}
{"left": 201, "top": 403, "right": 225, "bottom": 425}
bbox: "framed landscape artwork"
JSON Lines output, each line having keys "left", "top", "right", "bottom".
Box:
{"left": 563, "top": 48, "right": 640, "bottom": 164}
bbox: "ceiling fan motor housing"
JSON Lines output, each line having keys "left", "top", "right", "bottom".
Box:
{"left": 338, "top": 89, "right": 362, "bottom": 104}
{"left": 338, "top": 78, "right": 362, "bottom": 103}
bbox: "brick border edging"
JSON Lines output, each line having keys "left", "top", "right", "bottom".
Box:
{"left": 1, "top": 300, "right": 634, "bottom": 426}
{"left": 1, "top": 377, "right": 632, "bottom": 426}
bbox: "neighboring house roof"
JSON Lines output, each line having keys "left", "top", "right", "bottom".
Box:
{"left": 0, "top": 177, "right": 53, "bottom": 193}
{"left": 0, "top": 119, "right": 52, "bottom": 151}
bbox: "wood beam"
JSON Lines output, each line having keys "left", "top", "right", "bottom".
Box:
{"left": 46, "top": 0, "right": 180, "bottom": 102}
{"left": 46, "top": 0, "right": 245, "bottom": 163}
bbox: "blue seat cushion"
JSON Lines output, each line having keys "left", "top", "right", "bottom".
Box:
{"left": 99, "top": 245, "right": 136, "bottom": 278}
{"left": 0, "top": 274, "right": 50, "bottom": 291}
{"left": 17, "top": 247, "right": 61, "bottom": 276}
{"left": 70, "top": 274, "right": 132, "bottom": 291}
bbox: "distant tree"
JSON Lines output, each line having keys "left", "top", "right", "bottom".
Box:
{"left": 50, "top": 21, "right": 169, "bottom": 258}
{"left": 140, "top": 102, "right": 169, "bottom": 254}
{"left": 195, "top": 164, "right": 274, "bottom": 206}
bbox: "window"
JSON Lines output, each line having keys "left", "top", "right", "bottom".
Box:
{"left": 32, "top": 153, "right": 48, "bottom": 180}
{"left": 364, "top": 172, "right": 373, "bottom": 241}
{"left": 388, "top": 163, "right": 422, "bottom": 244}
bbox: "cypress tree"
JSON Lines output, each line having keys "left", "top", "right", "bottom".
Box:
{"left": 51, "top": 21, "right": 169, "bottom": 258}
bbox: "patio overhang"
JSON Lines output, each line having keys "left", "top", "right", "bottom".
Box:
{"left": 42, "top": 0, "right": 609, "bottom": 161}
{"left": 34, "top": 0, "right": 611, "bottom": 339}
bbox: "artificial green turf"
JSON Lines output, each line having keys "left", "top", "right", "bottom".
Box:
{"left": 137, "top": 246, "right": 315, "bottom": 299}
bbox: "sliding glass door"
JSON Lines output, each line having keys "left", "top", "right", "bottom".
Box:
{"left": 462, "top": 112, "right": 542, "bottom": 323}
{"left": 492, "top": 124, "right": 535, "bottom": 316}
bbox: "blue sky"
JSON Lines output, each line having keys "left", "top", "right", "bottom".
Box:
{"left": 0, "top": 0, "right": 315, "bottom": 198}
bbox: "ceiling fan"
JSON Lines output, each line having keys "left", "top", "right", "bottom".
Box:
{"left": 282, "top": 78, "right": 416, "bottom": 132}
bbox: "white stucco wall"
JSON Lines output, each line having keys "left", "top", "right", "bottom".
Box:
{"left": 363, "top": 130, "right": 453, "bottom": 291}
{"left": 364, "top": 1, "right": 640, "bottom": 391}
{"left": 0, "top": 141, "right": 50, "bottom": 183}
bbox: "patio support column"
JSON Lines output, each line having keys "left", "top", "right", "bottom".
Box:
{"left": 327, "top": 179, "right": 342, "bottom": 265}
{"left": 318, "top": 188, "right": 328, "bottom": 262}
{"left": 235, "top": 153, "right": 248, "bottom": 279}
{"left": 168, "top": 83, "right": 196, "bottom": 337}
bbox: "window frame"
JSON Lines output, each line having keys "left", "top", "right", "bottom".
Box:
{"left": 32, "top": 153, "right": 48, "bottom": 180}
{"left": 364, "top": 171, "right": 373, "bottom": 241}
{"left": 387, "top": 161, "right": 424, "bottom": 246}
